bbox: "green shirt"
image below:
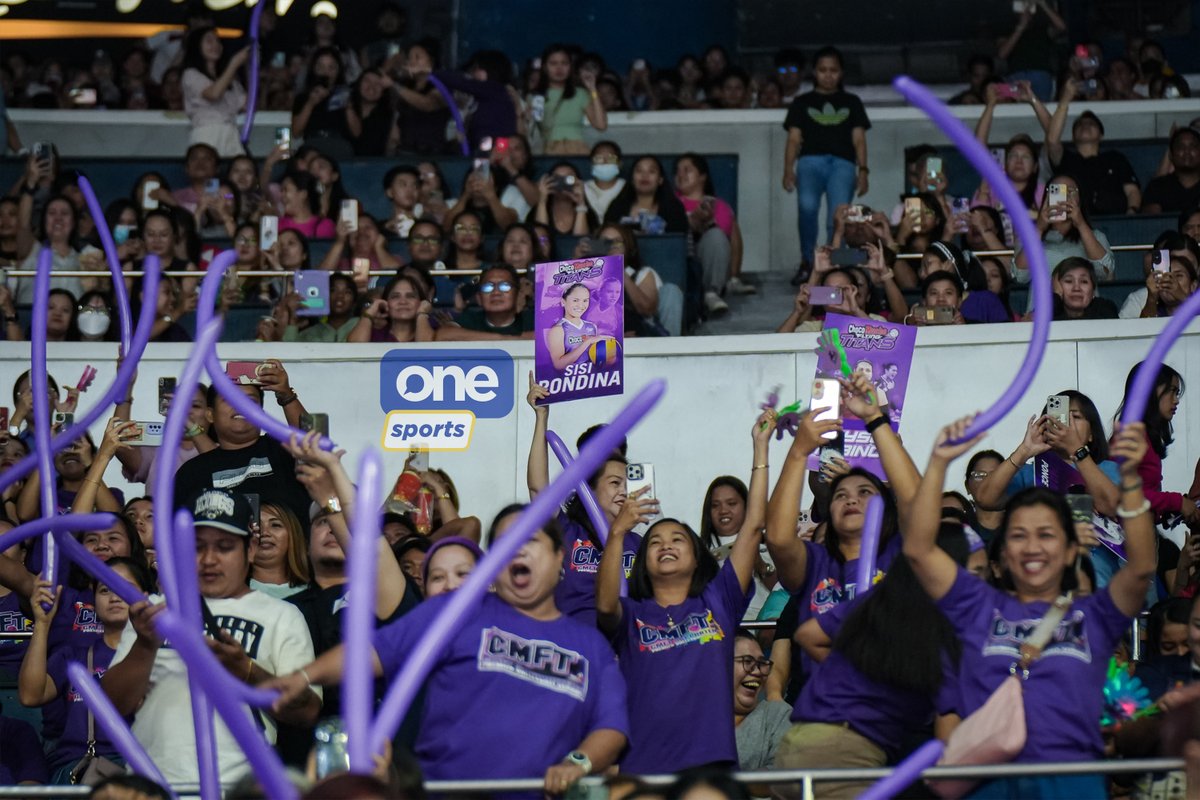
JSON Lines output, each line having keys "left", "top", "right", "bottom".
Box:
{"left": 282, "top": 316, "right": 360, "bottom": 343}
{"left": 457, "top": 306, "right": 534, "bottom": 336}
{"left": 540, "top": 87, "right": 591, "bottom": 143}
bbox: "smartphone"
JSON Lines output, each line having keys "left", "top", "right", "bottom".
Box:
{"left": 274, "top": 126, "right": 291, "bottom": 156}
{"left": 494, "top": 137, "right": 510, "bottom": 156}
{"left": 386, "top": 42, "right": 402, "bottom": 59}
{"left": 112, "top": 224, "right": 133, "bottom": 246}
{"left": 51, "top": 412, "right": 74, "bottom": 433}
{"left": 551, "top": 174, "right": 576, "bottom": 192}
{"left": 1046, "top": 394, "right": 1071, "bottom": 426}
{"left": 204, "top": 178, "right": 220, "bottom": 196}
{"left": 271, "top": 51, "right": 286, "bottom": 69}
{"left": 299, "top": 412, "right": 329, "bottom": 438}
{"left": 626, "top": 463, "right": 659, "bottom": 528}
{"left": 810, "top": 379, "right": 840, "bottom": 441}
{"left": 158, "top": 377, "right": 176, "bottom": 416}
{"left": 829, "top": 248, "right": 868, "bottom": 267}
{"left": 340, "top": 199, "right": 358, "bottom": 232}
{"left": 313, "top": 718, "right": 350, "bottom": 779}
{"left": 846, "top": 205, "right": 870, "bottom": 223}
{"left": 295, "top": 271, "right": 330, "bottom": 317}
{"left": 995, "top": 83, "right": 1020, "bottom": 100}
{"left": 1073, "top": 45, "right": 1099, "bottom": 73}
{"left": 352, "top": 257, "right": 371, "bottom": 286}
{"left": 1066, "top": 493, "right": 1094, "bottom": 525}
{"left": 472, "top": 158, "right": 491, "bottom": 182}
{"left": 1047, "top": 183, "right": 1068, "bottom": 222}
{"left": 141, "top": 179, "right": 160, "bottom": 211}
{"left": 226, "top": 361, "right": 266, "bottom": 386}
{"left": 633, "top": 58, "right": 647, "bottom": 71}
{"left": 408, "top": 449, "right": 429, "bottom": 472}
{"left": 70, "top": 88, "right": 97, "bottom": 106}
{"left": 580, "top": 236, "right": 613, "bottom": 256}
{"left": 819, "top": 442, "right": 843, "bottom": 466}
{"left": 914, "top": 304, "right": 956, "bottom": 324}
{"left": 1153, "top": 249, "right": 1172, "bottom": 274}
{"left": 809, "top": 286, "right": 844, "bottom": 306}
{"left": 925, "top": 156, "right": 942, "bottom": 187}
{"left": 904, "top": 196, "right": 923, "bottom": 232}
{"left": 478, "top": 137, "right": 493, "bottom": 153}
{"left": 952, "top": 197, "right": 971, "bottom": 233}
{"left": 124, "top": 421, "right": 165, "bottom": 447}
{"left": 260, "top": 215, "right": 279, "bottom": 250}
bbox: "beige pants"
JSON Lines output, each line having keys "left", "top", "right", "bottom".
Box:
{"left": 544, "top": 139, "right": 589, "bottom": 155}
{"left": 772, "top": 722, "right": 887, "bottom": 800}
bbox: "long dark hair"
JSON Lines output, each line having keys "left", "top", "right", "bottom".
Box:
{"left": 533, "top": 44, "right": 576, "bottom": 99}
{"left": 486, "top": 502, "right": 562, "bottom": 550}
{"left": 698, "top": 476, "right": 747, "bottom": 550}
{"left": 1115, "top": 361, "right": 1183, "bottom": 459}
{"left": 676, "top": 153, "right": 716, "bottom": 196}
{"left": 832, "top": 524, "right": 967, "bottom": 695}
{"left": 182, "top": 25, "right": 229, "bottom": 81}
{"left": 995, "top": 487, "right": 1079, "bottom": 593}
{"left": 628, "top": 518, "right": 720, "bottom": 601}
{"left": 1040, "top": 389, "right": 1110, "bottom": 462}
{"left": 824, "top": 469, "right": 898, "bottom": 566}
{"left": 605, "top": 155, "right": 683, "bottom": 225}
{"left": 282, "top": 170, "right": 321, "bottom": 217}
{"left": 565, "top": 456, "right": 627, "bottom": 547}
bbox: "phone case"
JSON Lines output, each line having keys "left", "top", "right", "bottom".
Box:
{"left": 1066, "top": 494, "right": 1094, "bottom": 523}
{"left": 142, "top": 181, "right": 160, "bottom": 210}
{"left": 260, "top": 216, "right": 279, "bottom": 250}
{"left": 226, "top": 361, "right": 265, "bottom": 386}
{"left": 295, "top": 271, "right": 330, "bottom": 317}
{"left": 127, "top": 421, "right": 165, "bottom": 447}
{"left": 341, "top": 200, "right": 358, "bottom": 231}
{"left": 810, "top": 286, "right": 843, "bottom": 305}
{"left": 158, "top": 377, "right": 176, "bottom": 415}
{"left": 811, "top": 380, "right": 840, "bottom": 440}
{"left": 1047, "top": 395, "right": 1070, "bottom": 425}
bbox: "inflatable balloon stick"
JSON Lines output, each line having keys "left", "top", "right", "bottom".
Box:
{"left": 854, "top": 495, "right": 884, "bottom": 597}
{"left": 343, "top": 451, "right": 383, "bottom": 773}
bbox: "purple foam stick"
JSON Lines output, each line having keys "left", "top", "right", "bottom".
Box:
{"left": 1119, "top": 291, "right": 1200, "bottom": 427}
{"left": 55, "top": 531, "right": 148, "bottom": 606}
{"left": 31, "top": 248, "right": 59, "bottom": 602}
{"left": 77, "top": 175, "right": 132, "bottom": 353}
{"left": 426, "top": 74, "right": 470, "bottom": 156}
{"left": 157, "top": 613, "right": 296, "bottom": 800}
{"left": 65, "top": 662, "right": 176, "bottom": 796}
{"left": 893, "top": 76, "right": 1052, "bottom": 441}
{"left": 193, "top": 251, "right": 335, "bottom": 452}
{"left": 0, "top": 254, "right": 160, "bottom": 498}
{"left": 546, "top": 430, "right": 610, "bottom": 546}
{"left": 239, "top": 0, "right": 266, "bottom": 145}
{"left": 858, "top": 739, "right": 944, "bottom": 800}
{"left": 854, "top": 494, "right": 884, "bottom": 597}
{"left": 175, "top": 508, "right": 220, "bottom": 800}
{"left": 152, "top": 315, "right": 225, "bottom": 607}
{"left": 343, "top": 450, "right": 382, "bottom": 773}
{"left": 370, "top": 380, "right": 667, "bottom": 752}
{"left": 0, "top": 513, "right": 117, "bottom": 555}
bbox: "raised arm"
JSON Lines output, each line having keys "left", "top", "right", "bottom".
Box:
{"left": 840, "top": 373, "right": 920, "bottom": 507}
{"left": 525, "top": 372, "right": 550, "bottom": 498}
{"left": 74, "top": 418, "right": 134, "bottom": 515}
{"left": 974, "top": 415, "right": 1047, "bottom": 510}
{"left": 596, "top": 489, "right": 658, "bottom": 635}
{"left": 902, "top": 416, "right": 984, "bottom": 601}
{"left": 766, "top": 410, "right": 840, "bottom": 592}
{"left": 730, "top": 412, "right": 774, "bottom": 592}
{"left": 974, "top": 85, "right": 999, "bottom": 146}
{"left": 1043, "top": 79, "right": 1075, "bottom": 166}
{"left": 17, "top": 582, "right": 60, "bottom": 707}
{"left": 101, "top": 600, "right": 166, "bottom": 716}
{"left": 1106, "top": 423, "right": 1159, "bottom": 616}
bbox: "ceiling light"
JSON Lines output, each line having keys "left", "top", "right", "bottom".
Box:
{"left": 310, "top": 1, "right": 336, "bottom": 17}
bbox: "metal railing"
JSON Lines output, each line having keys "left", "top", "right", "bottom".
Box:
{"left": 0, "top": 758, "right": 1184, "bottom": 798}
{"left": 894, "top": 243, "right": 1154, "bottom": 260}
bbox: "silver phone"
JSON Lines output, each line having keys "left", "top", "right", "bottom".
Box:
{"left": 1046, "top": 394, "right": 1070, "bottom": 426}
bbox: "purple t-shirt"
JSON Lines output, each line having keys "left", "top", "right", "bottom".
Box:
{"left": 561, "top": 318, "right": 598, "bottom": 356}
{"left": 554, "top": 514, "right": 640, "bottom": 625}
{"left": 0, "top": 592, "right": 32, "bottom": 674}
{"left": 612, "top": 559, "right": 752, "bottom": 773}
{"left": 796, "top": 536, "right": 902, "bottom": 625}
{"left": 45, "top": 641, "right": 119, "bottom": 768}
{"left": 374, "top": 592, "right": 629, "bottom": 781}
{"left": 937, "top": 567, "right": 1130, "bottom": 762}
{"left": 793, "top": 597, "right": 958, "bottom": 759}
{"left": 0, "top": 715, "right": 49, "bottom": 783}
{"left": 40, "top": 587, "right": 102, "bottom": 741}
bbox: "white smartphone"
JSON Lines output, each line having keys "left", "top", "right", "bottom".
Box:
{"left": 260, "top": 215, "right": 279, "bottom": 250}
{"left": 1153, "top": 249, "right": 1172, "bottom": 274}
{"left": 124, "top": 421, "right": 164, "bottom": 447}
{"left": 1046, "top": 394, "right": 1070, "bottom": 426}
{"left": 626, "top": 463, "right": 661, "bottom": 532}
{"left": 1047, "top": 183, "right": 1068, "bottom": 222}
{"left": 142, "top": 180, "right": 160, "bottom": 210}
{"left": 340, "top": 199, "right": 358, "bottom": 232}
{"left": 811, "top": 379, "right": 840, "bottom": 441}
{"left": 408, "top": 448, "right": 429, "bottom": 472}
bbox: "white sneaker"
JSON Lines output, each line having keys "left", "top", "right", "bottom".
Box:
{"left": 705, "top": 291, "right": 730, "bottom": 316}
{"left": 726, "top": 276, "right": 757, "bottom": 295}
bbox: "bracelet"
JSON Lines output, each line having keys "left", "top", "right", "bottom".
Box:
{"left": 1119, "top": 479, "right": 1144, "bottom": 492}
{"left": 438, "top": 492, "right": 452, "bottom": 500}
{"left": 299, "top": 667, "right": 313, "bottom": 687}
{"left": 865, "top": 415, "right": 889, "bottom": 433}
{"left": 1007, "top": 455, "right": 1023, "bottom": 469}
{"left": 590, "top": 91, "right": 599, "bottom": 100}
{"left": 1115, "top": 499, "right": 1151, "bottom": 519}
{"left": 244, "top": 658, "right": 255, "bottom": 682}
{"left": 574, "top": 204, "right": 588, "bottom": 213}
{"left": 752, "top": 464, "right": 768, "bottom": 471}
{"left": 275, "top": 391, "right": 297, "bottom": 407}
{"left": 120, "top": 397, "right": 134, "bottom": 405}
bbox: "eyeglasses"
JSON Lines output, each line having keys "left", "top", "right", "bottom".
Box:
{"left": 479, "top": 281, "right": 513, "bottom": 294}
{"left": 454, "top": 224, "right": 482, "bottom": 234}
{"left": 733, "top": 655, "right": 773, "bottom": 674}
{"left": 410, "top": 236, "right": 441, "bottom": 246}
{"left": 235, "top": 236, "right": 257, "bottom": 245}
{"left": 968, "top": 470, "right": 990, "bottom": 481}
{"left": 78, "top": 306, "right": 109, "bottom": 314}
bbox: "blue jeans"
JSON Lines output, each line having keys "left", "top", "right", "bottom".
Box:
{"left": 796, "top": 154, "right": 857, "bottom": 266}
{"left": 966, "top": 774, "right": 1107, "bottom": 799}
{"left": 1007, "top": 69, "right": 1055, "bottom": 101}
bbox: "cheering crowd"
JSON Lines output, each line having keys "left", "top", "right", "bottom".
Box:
{"left": 3, "top": 0, "right": 1200, "bottom": 797}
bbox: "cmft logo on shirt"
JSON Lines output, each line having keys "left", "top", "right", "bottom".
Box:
{"left": 379, "top": 350, "right": 514, "bottom": 451}
{"left": 477, "top": 626, "right": 589, "bottom": 701}
{"left": 635, "top": 610, "right": 724, "bottom": 653}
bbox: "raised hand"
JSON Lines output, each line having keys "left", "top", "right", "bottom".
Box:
{"left": 931, "top": 415, "right": 985, "bottom": 463}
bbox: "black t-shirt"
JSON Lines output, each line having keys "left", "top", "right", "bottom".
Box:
{"left": 293, "top": 85, "right": 351, "bottom": 140}
{"left": 783, "top": 89, "right": 871, "bottom": 164}
{"left": 457, "top": 306, "right": 534, "bottom": 336}
{"left": 771, "top": 593, "right": 806, "bottom": 706}
{"left": 1143, "top": 174, "right": 1200, "bottom": 214}
{"left": 1053, "top": 149, "right": 1138, "bottom": 215}
{"left": 1051, "top": 294, "right": 1119, "bottom": 320}
{"left": 173, "top": 436, "right": 311, "bottom": 529}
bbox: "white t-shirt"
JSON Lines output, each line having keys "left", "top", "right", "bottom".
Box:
{"left": 500, "top": 184, "right": 531, "bottom": 223}
{"left": 585, "top": 178, "right": 627, "bottom": 220}
{"left": 1119, "top": 287, "right": 1148, "bottom": 319}
{"left": 110, "top": 590, "right": 316, "bottom": 785}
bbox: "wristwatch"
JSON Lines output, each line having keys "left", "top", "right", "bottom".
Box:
{"left": 563, "top": 751, "right": 592, "bottom": 775}
{"left": 324, "top": 496, "right": 343, "bottom": 515}
{"left": 1073, "top": 445, "right": 1091, "bottom": 464}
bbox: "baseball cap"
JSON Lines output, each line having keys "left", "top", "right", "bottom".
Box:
{"left": 190, "top": 488, "right": 254, "bottom": 537}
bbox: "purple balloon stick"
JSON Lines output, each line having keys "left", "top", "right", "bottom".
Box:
{"left": 77, "top": 174, "right": 132, "bottom": 353}
{"left": 426, "top": 74, "right": 470, "bottom": 156}
{"left": 55, "top": 531, "right": 148, "bottom": 607}
{"left": 854, "top": 494, "right": 884, "bottom": 597}
{"left": 0, "top": 254, "right": 160, "bottom": 498}
{"left": 545, "top": 430, "right": 610, "bottom": 545}
{"left": 66, "top": 663, "right": 176, "bottom": 796}
{"left": 240, "top": 0, "right": 266, "bottom": 145}
{"left": 0, "top": 512, "right": 117, "bottom": 555}
{"left": 370, "top": 380, "right": 666, "bottom": 753}
{"left": 892, "top": 76, "right": 1052, "bottom": 441}
{"left": 31, "top": 248, "right": 59, "bottom": 601}
{"left": 1119, "top": 291, "right": 1200, "bottom": 427}
{"left": 343, "top": 450, "right": 382, "bottom": 773}
{"left": 859, "top": 739, "right": 945, "bottom": 800}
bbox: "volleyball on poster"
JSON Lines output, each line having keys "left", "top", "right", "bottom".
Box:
{"left": 533, "top": 256, "right": 625, "bottom": 404}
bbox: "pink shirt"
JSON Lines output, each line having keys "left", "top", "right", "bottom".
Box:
{"left": 280, "top": 215, "right": 336, "bottom": 239}
{"left": 676, "top": 193, "right": 735, "bottom": 238}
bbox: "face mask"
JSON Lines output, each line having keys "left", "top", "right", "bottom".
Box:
{"left": 77, "top": 309, "right": 110, "bottom": 337}
{"left": 591, "top": 163, "right": 620, "bottom": 182}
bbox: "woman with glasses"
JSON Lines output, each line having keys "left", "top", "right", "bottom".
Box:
{"left": 441, "top": 210, "right": 487, "bottom": 312}
{"left": 733, "top": 630, "right": 791, "bottom": 771}
{"left": 437, "top": 264, "right": 533, "bottom": 341}
{"left": 781, "top": 527, "right": 971, "bottom": 799}
{"left": 596, "top": 411, "right": 769, "bottom": 774}
{"left": 1014, "top": 174, "right": 1114, "bottom": 285}
{"left": 963, "top": 450, "right": 1006, "bottom": 542}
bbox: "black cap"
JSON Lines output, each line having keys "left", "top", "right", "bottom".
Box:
{"left": 190, "top": 489, "right": 254, "bottom": 538}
